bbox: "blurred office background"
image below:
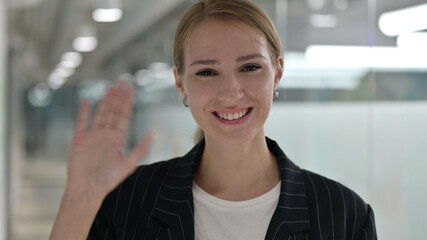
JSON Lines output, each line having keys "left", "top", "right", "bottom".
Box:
{"left": 1, "top": 0, "right": 427, "bottom": 239}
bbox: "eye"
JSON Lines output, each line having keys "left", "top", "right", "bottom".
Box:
{"left": 196, "top": 69, "right": 217, "bottom": 77}
{"left": 241, "top": 64, "right": 261, "bottom": 72}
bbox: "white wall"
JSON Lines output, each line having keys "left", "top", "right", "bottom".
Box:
{"left": 0, "top": 0, "right": 8, "bottom": 238}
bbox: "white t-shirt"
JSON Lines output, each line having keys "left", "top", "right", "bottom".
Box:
{"left": 193, "top": 181, "right": 280, "bottom": 240}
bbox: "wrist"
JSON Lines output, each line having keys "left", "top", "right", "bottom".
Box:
{"left": 62, "top": 187, "right": 105, "bottom": 209}
{"left": 64, "top": 182, "right": 108, "bottom": 201}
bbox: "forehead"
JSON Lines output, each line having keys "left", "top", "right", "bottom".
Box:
{"left": 184, "top": 18, "right": 268, "bottom": 62}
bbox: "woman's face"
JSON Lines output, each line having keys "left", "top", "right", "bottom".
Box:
{"left": 174, "top": 18, "right": 283, "bottom": 145}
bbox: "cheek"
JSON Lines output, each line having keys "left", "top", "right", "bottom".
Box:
{"left": 184, "top": 81, "right": 218, "bottom": 120}
{"left": 184, "top": 76, "right": 221, "bottom": 100}
{"left": 246, "top": 75, "right": 275, "bottom": 100}
{"left": 186, "top": 83, "right": 210, "bottom": 102}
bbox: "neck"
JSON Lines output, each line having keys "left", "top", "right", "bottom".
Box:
{"left": 194, "top": 132, "right": 280, "bottom": 201}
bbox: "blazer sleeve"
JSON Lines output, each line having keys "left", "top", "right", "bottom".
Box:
{"left": 358, "top": 204, "right": 377, "bottom": 240}
{"left": 87, "top": 198, "right": 115, "bottom": 240}
{"left": 87, "top": 162, "right": 171, "bottom": 240}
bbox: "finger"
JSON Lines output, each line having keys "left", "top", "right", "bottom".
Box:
{"left": 126, "top": 133, "right": 154, "bottom": 165}
{"left": 76, "top": 99, "right": 92, "bottom": 132}
{"left": 108, "top": 80, "right": 134, "bottom": 130}
{"left": 93, "top": 88, "right": 116, "bottom": 128}
{"left": 93, "top": 88, "right": 112, "bottom": 128}
{"left": 114, "top": 95, "right": 134, "bottom": 133}
{"left": 105, "top": 88, "right": 124, "bottom": 129}
{"left": 112, "top": 84, "right": 135, "bottom": 132}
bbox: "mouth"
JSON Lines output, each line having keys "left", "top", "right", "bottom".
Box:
{"left": 213, "top": 107, "right": 253, "bottom": 121}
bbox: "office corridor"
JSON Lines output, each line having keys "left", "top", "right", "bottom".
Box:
{"left": 12, "top": 159, "right": 66, "bottom": 240}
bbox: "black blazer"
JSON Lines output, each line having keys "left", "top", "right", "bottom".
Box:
{"left": 89, "top": 138, "right": 377, "bottom": 240}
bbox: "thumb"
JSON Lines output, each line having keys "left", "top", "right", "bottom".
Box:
{"left": 126, "top": 132, "right": 155, "bottom": 166}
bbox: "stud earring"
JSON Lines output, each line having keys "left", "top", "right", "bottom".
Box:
{"left": 273, "top": 89, "right": 279, "bottom": 101}
{"left": 183, "top": 96, "right": 190, "bottom": 107}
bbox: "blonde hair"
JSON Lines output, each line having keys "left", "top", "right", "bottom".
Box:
{"left": 172, "top": 0, "right": 284, "bottom": 143}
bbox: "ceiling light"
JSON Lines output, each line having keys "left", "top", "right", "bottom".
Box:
{"left": 57, "top": 60, "right": 75, "bottom": 69}
{"left": 60, "top": 52, "right": 82, "bottom": 68}
{"left": 73, "top": 36, "right": 98, "bottom": 52}
{"left": 48, "top": 73, "right": 67, "bottom": 89}
{"left": 378, "top": 3, "right": 427, "bottom": 36}
{"left": 310, "top": 14, "right": 338, "bottom": 28}
{"left": 305, "top": 45, "right": 427, "bottom": 69}
{"left": 397, "top": 32, "right": 427, "bottom": 51}
{"left": 92, "top": 8, "right": 123, "bottom": 22}
{"left": 53, "top": 67, "right": 75, "bottom": 78}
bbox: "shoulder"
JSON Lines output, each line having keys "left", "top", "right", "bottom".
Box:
{"left": 301, "top": 169, "right": 366, "bottom": 209}
{"left": 300, "top": 169, "right": 376, "bottom": 239}
{"left": 103, "top": 158, "right": 179, "bottom": 209}
{"left": 89, "top": 158, "right": 181, "bottom": 239}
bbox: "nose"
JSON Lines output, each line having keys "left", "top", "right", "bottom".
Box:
{"left": 217, "top": 74, "right": 244, "bottom": 102}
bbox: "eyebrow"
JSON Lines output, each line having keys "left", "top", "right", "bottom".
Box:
{"left": 189, "top": 59, "right": 219, "bottom": 67}
{"left": 236, "top": 53, "right": 266, "bottom": 62}
{"left": 189, "top": 53, "right": 266, "bottom": 67}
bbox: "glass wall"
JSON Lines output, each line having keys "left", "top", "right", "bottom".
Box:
{"left": 5, "top": 0, "right": 427, "bottom": 239}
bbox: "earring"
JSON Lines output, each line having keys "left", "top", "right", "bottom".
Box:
{"left": 273, "top": 89, "right": 279, "bottom": 101}
{"left": 183, "top": 96, "right": 190, "bottom": 107}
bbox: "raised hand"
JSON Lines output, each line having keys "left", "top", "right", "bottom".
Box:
{"left": 50, "top": 80, "right": 153, "bottom": 240}
{"left": 66, "top": 80, "right": 153, "bottom": 199}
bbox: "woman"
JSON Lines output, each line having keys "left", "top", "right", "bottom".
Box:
{"left": 50, "top": 0, "right": 377, "bottom": 239}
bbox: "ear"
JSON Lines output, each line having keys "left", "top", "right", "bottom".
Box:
{"left": 174, "top": 65, "right": 186, "bottom": 96}
{"left": 273, "top": 56, "right": 284, "bottom": 90}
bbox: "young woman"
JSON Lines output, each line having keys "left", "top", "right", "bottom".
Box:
{"left": 50, "top": 0, "right": 377, "bottom": 239}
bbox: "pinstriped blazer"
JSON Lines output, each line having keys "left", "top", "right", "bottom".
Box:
{"left": 88, "top": 138, "right": 377, "bottom": 240}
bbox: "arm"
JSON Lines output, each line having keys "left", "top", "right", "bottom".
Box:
{"left": 50, "top": 190, "right": 105, "bottom": 240}
{"left": 50, "top": 80, "right": 153, "bottom": 240}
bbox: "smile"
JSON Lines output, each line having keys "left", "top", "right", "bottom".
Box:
{"left": 213, "top": 107, "right": 253, "bottom": 121}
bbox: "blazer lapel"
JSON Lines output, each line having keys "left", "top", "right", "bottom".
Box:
{"left": 151, "top": 140, "right": 205, "bottom": 240}
{"left": 151, "top": 138, "right": 310, "bottom": 240}
{"left": 264, "top": 138, "right": 311, "bottom": 240}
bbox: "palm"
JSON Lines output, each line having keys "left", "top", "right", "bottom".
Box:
{"left": 66, "top": 81, "right": 152, "bottom": 198}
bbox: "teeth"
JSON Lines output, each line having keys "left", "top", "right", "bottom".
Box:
{"left": 227, "top": 113, "right": 233, "bottom": 120}
{"left": 218, "top": 109, "right": 250, "bottom": 121}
